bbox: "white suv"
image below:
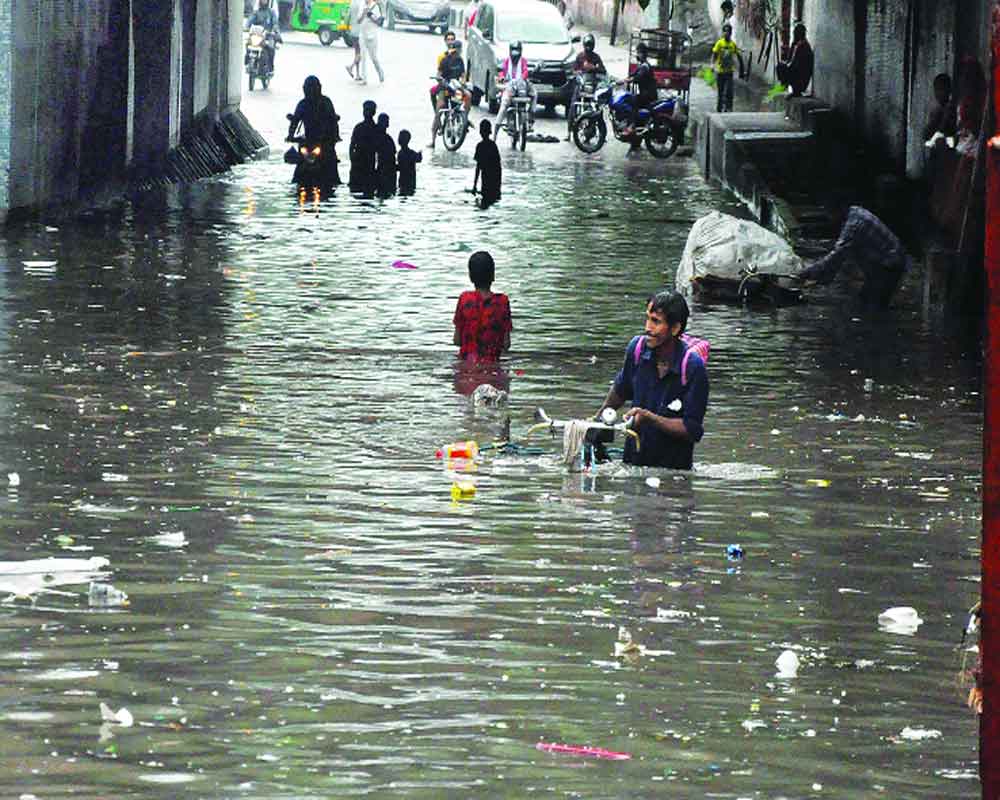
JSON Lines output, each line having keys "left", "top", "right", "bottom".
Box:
{"left": 466, "top": 0, "right": 579, "bottom": 115}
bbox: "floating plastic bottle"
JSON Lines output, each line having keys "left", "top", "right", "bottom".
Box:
{"left": 435, "top": 441, "right": 478, "bottom": 460}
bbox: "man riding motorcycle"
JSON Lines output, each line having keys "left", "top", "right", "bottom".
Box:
{"left": 566, "top": 33, "right": 607, "bottom": 140}
{"left": 429, "top": 39, "right": 469, "bottom": 149}
{"left": 247, "top": 0, "right": 281, "bottom": 74}
{"left": 624, "top": 41, "right": 658, "bottom": 150}
{"left": 429, "top": 30, "right": 458, "bottom": 114}
{"left": 493, "top": 41, "right": 536, "bottom": 140}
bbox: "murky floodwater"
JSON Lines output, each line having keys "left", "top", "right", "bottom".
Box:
{"left": 0, "top": 55, "right": 985, "bottom": 797}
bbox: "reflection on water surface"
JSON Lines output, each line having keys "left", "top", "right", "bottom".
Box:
{"left": 0, "top": 136, "right": 982, "bottom": 798}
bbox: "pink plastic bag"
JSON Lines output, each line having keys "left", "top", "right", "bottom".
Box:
{"left": 535, "top": 742, "right": 632, "bottom": 760}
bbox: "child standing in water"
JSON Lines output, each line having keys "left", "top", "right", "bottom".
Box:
{"left": 473, "top": 120, "right": 501, "bottom": 209}
{"left": 453, "top": 251, "right": 512, "bottom": 363}
{"left": 396, "top": 129, "right": 422, "bottom": 195}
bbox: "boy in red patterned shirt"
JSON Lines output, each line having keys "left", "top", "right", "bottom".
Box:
{"left": 452, "top": 251, "right": 512, "bottom": 363}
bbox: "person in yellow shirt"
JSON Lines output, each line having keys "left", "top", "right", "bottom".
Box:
{"left": 711, "top": 23, "right": 743, "bottom": 113}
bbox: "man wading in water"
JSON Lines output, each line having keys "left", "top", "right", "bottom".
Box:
{"left": 595, "top": 291, "right": 708, "bottom": 470}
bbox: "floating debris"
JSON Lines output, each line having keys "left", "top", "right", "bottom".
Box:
{"left": 99, "top": 702, "right": 134, "bottom": 727}
{"left": 898, "top": 726, "right": 941, "bottom": 742}
{"left": 878, "top": 606, "right": 923, "bottom": 636}
{"left": 775, "top": 649, "right": 800, "bottom": 678}
{"left": 150, "top": 532, "right": 187, "bottom": 548}
{"left": 88, "top": 582, "right": 129, "bottom": 608}
{"left": 536, "top": 742, "right": 631, "bottom": 760}
{"left": 614, "top": 626, "right": 644, "bottom": 659}
{"left": 471, "top": 384, "right": 507, "bottom": 407}
{"left": 0, "top": 557, "right": 109, "bottom": 600}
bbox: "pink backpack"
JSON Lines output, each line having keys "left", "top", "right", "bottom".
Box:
{"left": 632, "top": 334, "right": 710, "bottom": 386}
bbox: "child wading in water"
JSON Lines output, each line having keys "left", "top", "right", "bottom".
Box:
{"left": 473, "top": 120, "right": 501, "bottom": 209}
{"left": 396, "top": 129, "right": 422, "bottom": 195}
{"left": 453, "top": 251, "right": 512, "bottom": 363}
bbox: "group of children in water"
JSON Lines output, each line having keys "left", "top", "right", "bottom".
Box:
{"left": 348, "top": 103, "right": 502, "bottom": 208}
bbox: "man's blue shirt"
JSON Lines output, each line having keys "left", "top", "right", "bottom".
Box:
{"left": 613, "top": 335, "right": 708, "bottom": 470}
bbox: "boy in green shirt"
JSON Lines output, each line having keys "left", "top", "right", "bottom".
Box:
{"left": 711, "top": 23, "right": 742, "bottom": 113}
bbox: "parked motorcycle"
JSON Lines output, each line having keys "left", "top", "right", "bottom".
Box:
{"left": 571, "top": 81, "right": 686, "bottom": 158}
{"left": 496, "top": 79, "right": 533, "bottom": 151}
{"left": 431, "top": 77, "right": 471, "bottom": 152}
{"left": 245, "top": 24, "right": 278, "bottom": 91}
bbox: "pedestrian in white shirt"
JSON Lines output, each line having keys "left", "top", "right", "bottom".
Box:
{"left": 357, "top": 0, "right": 384, "bottom": 84}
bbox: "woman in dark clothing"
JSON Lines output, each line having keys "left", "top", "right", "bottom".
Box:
{"left": 776, "top": 23, "right": 814, "bottom": 97}
{"left": 287, "top": 75, "right": 342, "bottom": 185}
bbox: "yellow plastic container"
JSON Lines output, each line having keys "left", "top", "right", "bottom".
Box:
{"left": 451, "top": 481, "right": 477, "bottom": 500}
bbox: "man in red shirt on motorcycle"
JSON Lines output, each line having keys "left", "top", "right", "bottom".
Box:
{"left": 566, "top": 33, "right": 607, "bottom": 140}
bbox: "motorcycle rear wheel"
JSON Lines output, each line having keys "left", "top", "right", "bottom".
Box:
{"left": 519, "top": 114, "right": 527, "bottom": 151}
{"left": 572, "top": 115, "right": 607, "bottom": 153}
{"left": 442, "top": 110, "right": 468, "bottom": 152}
{"left": 645, "top": 127, "right": 679, "bottom": 159}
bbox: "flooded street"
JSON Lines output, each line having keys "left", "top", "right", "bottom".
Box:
{"left": 0, "top": 28, "right": 985, "bottom": 798}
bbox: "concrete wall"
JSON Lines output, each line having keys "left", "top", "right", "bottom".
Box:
{"left": 703, "top": 0, "right": 989, "bottom": 181}
{"left": 0, "top": 0, "right": 11, "bottom": 212}
{"left": 905, "top": 1, "right": 957, "bottom": 177}
{"left": 8, "top": 0, "right": 125, "bottom": 209}
{"left": 0, "top": 0, "right": 245, "bottom": 219}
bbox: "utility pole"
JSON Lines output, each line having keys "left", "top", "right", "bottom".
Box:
{"left": 659, "top": 0, "right": 672, "bottom": 30}
{"left": 983, "top": 4, "right": 1000, "bottom": 798}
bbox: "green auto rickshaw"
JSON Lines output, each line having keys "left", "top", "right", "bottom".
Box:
{"left": 290, "top": 0, "right": 354, "bottom": 46}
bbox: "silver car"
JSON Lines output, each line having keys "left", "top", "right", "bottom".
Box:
{"left": 466, "top": 0, "right": 578, "bottom": 115}
{"left": 384, "top": 0, "right": 450, "bottom": 33}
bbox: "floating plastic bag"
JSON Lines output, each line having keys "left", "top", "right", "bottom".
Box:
{"left": 470, "top": 384, "right": 508, "bottom": 407}
{"left": 100, "top": 702, "right": 134, "bottom": 727}
{"left": 878, "top": 606, "right": 923, "bottom": 635}
{"left": 775, "top": 649, "right": 800, "bottom": 678}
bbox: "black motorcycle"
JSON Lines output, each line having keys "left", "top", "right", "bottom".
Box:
{"left": 245, "top": 24, "right": 278, "bottom": 91}
{"left": 285, "top": 124, "right": 341, "bottom": 190}
{"left": 432, "top": 77, "right": 471, "bottom": 152}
